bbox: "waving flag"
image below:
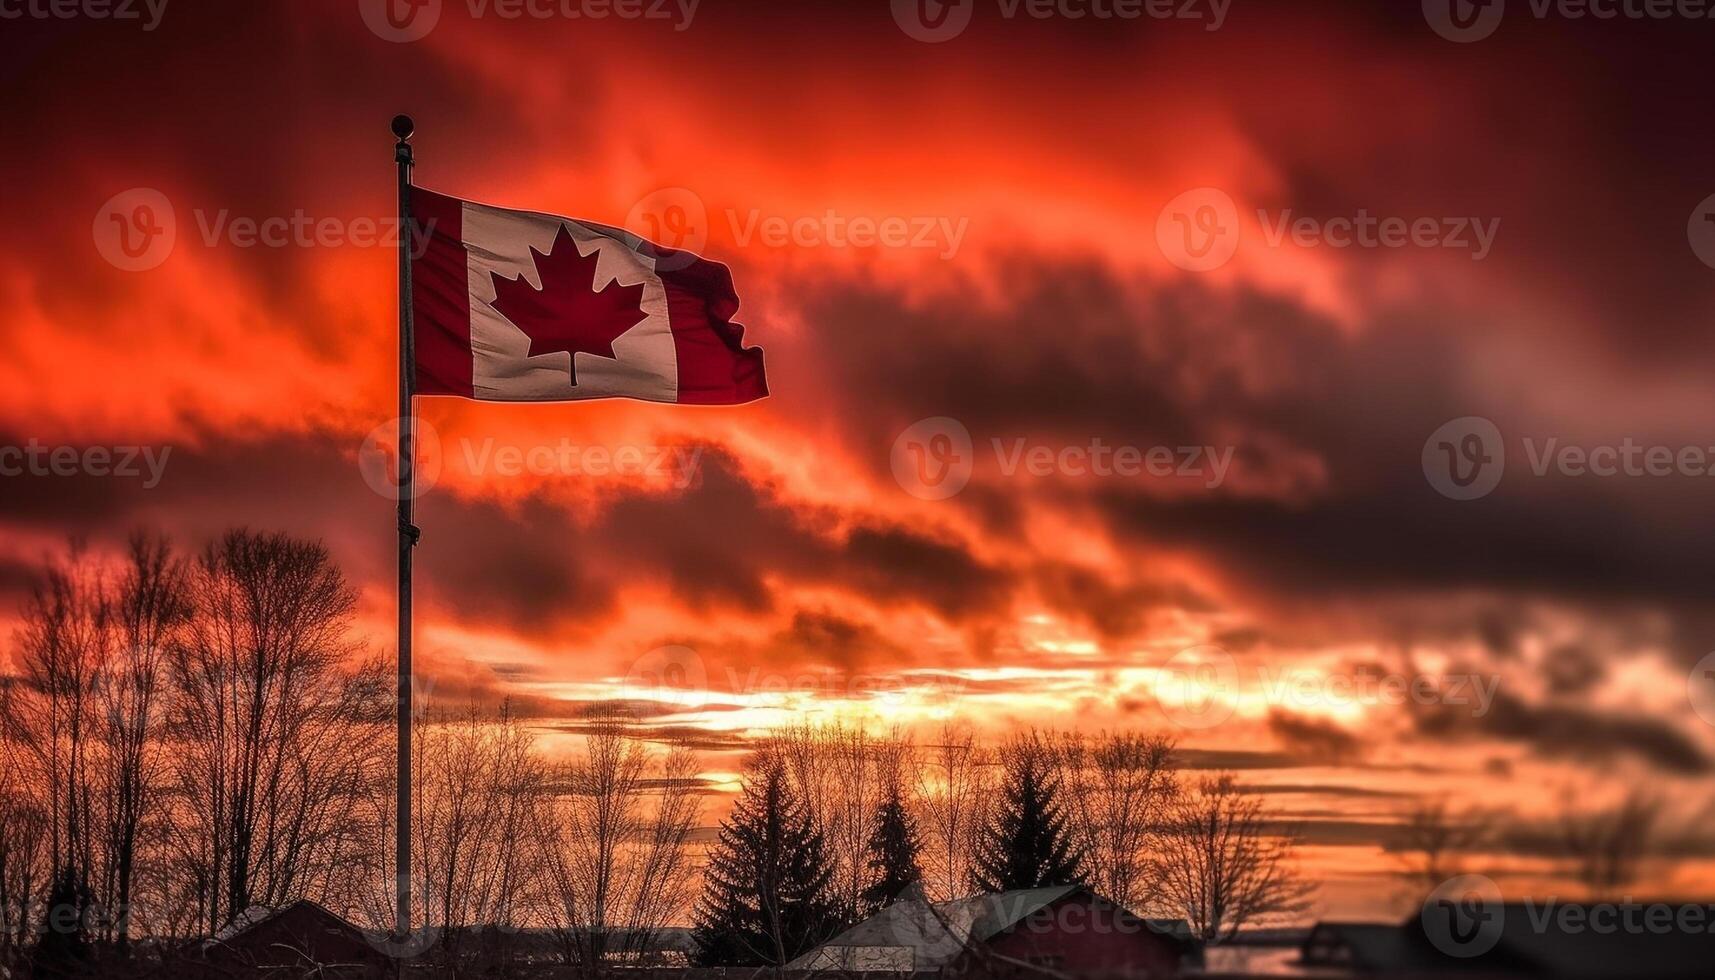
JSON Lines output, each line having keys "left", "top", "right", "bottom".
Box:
{"left": 409, "top": 187, "right": 767, "bottom": 405}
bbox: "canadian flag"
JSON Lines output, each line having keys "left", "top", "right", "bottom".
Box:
{"left": 409, "top": 187, "right": 767, "bottom": 405}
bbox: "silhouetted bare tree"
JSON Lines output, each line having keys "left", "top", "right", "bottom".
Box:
{"left": 370, "top": 698, "right": 550, "bottom": 972}
{"left": 1557, "top": 789, "right": 1662, "bottom": 899}
{"left": 0, "top": 731, "right": 49, "bottom": 970}
{"left": 914, "top": 721, "right": 990, "bottom": 902}
{"left": 765, "top": 721, "right": 908, "bottom": 919}
{"left": 95, "top": 532, "right": 189, "bottom": 951}
{"left": 168, "top": 529, "right": 384, "bottom": 932}
{"left": 1156, "top": 774, "right": 1314, "bottom": 943}
{"left": 1056, "top": 730, "right": 1177, "bottom": 912}
{"left": 13, "top": 543, "right": 109, "bottom": 965}
{"left": 543, "top": 708, "right": 701, "bottom": 973}
{"left": 1396, "top": 796, "right": 1491, "bottom": 898}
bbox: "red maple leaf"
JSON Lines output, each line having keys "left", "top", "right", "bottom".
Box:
{"left": 490, "top": 224, "right": 648, "bottom": 385}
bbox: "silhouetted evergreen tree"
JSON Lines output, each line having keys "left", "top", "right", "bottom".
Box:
{"left": 692, "top": 760, "right": 842, "bottom": 966}
{"left": 860, "top": 788, "right": 924, "bottom": 914}
{"left": 969, "top": 738, "right": 1085, "bottom": 892}
{"left": 31, "top": 868, "right": 92, "bottom": 980}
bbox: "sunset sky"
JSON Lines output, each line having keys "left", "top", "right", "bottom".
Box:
{"left": 4, "top": 0, "right": 1715, "bottom": 921}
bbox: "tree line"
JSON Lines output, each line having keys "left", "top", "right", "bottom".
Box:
{"left": 687, "top": 722, "right": 1316, "bottom": 967}
{"left": 0, "top": 528, "right": 1318, "bottom": 978}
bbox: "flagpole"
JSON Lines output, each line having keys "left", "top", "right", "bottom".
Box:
{"left": 391, "top": 112, "right": 418, "bottom": 943}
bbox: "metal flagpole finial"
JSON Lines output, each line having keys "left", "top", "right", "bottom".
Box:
{"left": 391, "top": 114, "right": 415, "bottom": 141}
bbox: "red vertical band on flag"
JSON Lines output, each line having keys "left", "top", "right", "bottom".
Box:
{"left": 655, "top": 250, "right": 769, "bottom": 405}
{"left": 409, "top": 188, "right": 474, "bottom": 397}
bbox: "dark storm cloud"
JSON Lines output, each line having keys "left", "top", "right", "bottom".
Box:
{"left": 1414, "top": 689, "right": 1709, "bottom": 776}
{"left": 789, "top": 256, "right": 1715, "bottom": 671}
{"left": 1268, "top": 710, "right": 1364, "bottom": 765}
{"left": 771, "top": 609, "right": 902, "bottom": 671}
{"left": 1174, "top": 748, "right": 1304, "bottom": 771}
{"left": 1032, "top": 562, "right": 1212, "bottom": 640}
{"left": 0, "top": 432, "right": 1024, "bottom": 647}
